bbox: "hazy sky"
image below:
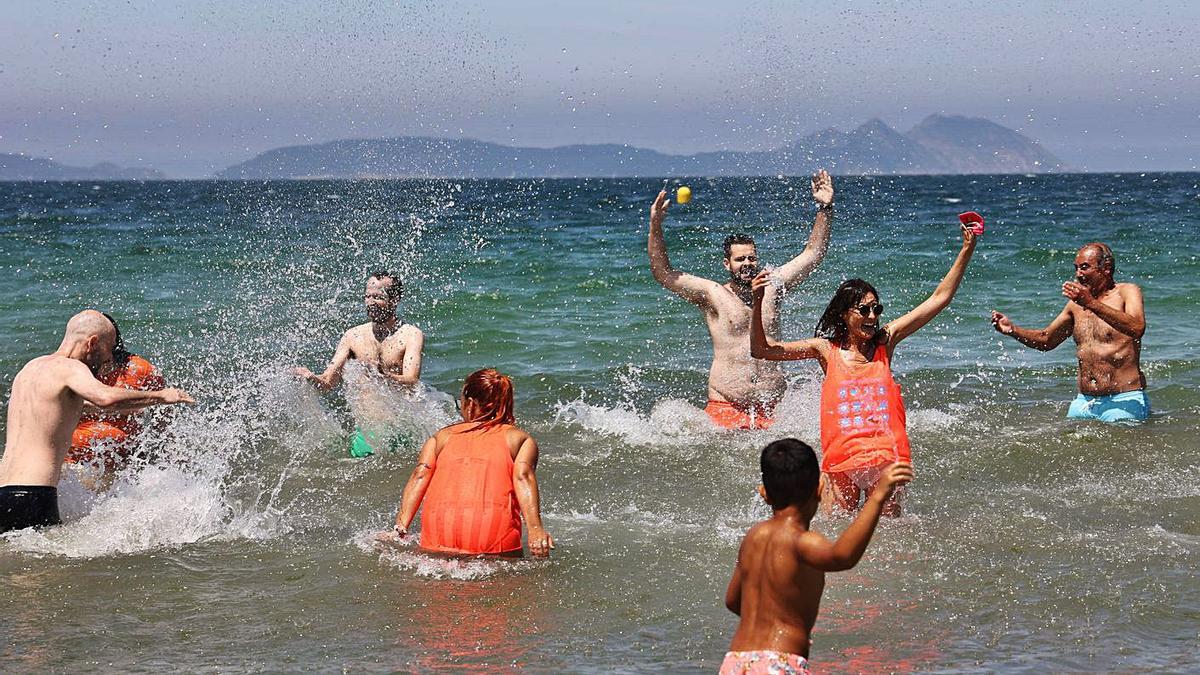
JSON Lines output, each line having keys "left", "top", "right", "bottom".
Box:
{"left": 2, "top": 1, "right": 1197, "bottom": 176}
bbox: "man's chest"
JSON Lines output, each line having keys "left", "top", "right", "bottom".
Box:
{"left": 350, "top": 335, "right": 407, "bottom": 368}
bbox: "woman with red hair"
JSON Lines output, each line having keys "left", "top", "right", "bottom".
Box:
{"left": 389, "top": 368, "right": 554, "bottom": 557}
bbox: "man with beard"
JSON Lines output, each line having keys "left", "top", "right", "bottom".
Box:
{"left": 648, "top": 171, "right": 834, "bottom": 429}
{"left": 991, "top": 242, "right": 1149, "bottom": 422}
{"left": 0, "top": 310, "right": 194, "bottom": 533}
{"left": 293, "top": 272, "right": 425, "bottom": 454}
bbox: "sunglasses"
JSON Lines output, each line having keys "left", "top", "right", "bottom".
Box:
{"left": 855, "top": 303, "right": 884, "bottom": 317}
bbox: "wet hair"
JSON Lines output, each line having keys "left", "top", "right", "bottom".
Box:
{"left": 814, "top": 279, "right": 888, "bottom": 346}
{"left": 460, "top": 368, "right": 516, "bottom": 431}
{"left": 760, "top": 438, "right": 821, "bottom": 507}
{"left": 723, "top": 234, "right": 756, "bottom": 259}
{"left": 101, "top": 312, "right": 133, "bottom": 365}
{"left": 369, "top": 271, "right": 404, "bottom": 301}
{"left": 1080, "top": 242, "right": 1116, "bottom": 273}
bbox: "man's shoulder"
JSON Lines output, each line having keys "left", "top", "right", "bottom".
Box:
{"left": 1115, "top": 281, "right": 1143, "bottom": 294}
{"left": 16, "top": 354, "right": 85, "bottom": 392}
{"left": 37, "top": 354, "right": 83, "bottom": 374}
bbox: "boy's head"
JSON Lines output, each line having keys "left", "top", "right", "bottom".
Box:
{"left": 760, "top": 438, "right": 821, "bottom": 509}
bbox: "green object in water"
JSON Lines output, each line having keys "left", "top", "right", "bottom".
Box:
{"left": 349, "top": 429, "right": 375, "bottom": 458}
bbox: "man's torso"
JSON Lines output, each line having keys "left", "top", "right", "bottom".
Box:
{"left": 1, "top": 356, "right": 85, "bottom": 487}
{"left": 1070, "top": 284, "right": 1144, "bottom": 395}
{"left": 345, "top": 322, "right": 414, "bottom": 375}
{"left": 704, "top": 284, "right": 787, "bottom": 406}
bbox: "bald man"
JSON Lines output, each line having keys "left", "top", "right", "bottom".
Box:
{"left": 991, "top": 243, "right": 1149, "bottom": 423}
{"left": 0, "top": 310, "right": 194, "bottom": 533}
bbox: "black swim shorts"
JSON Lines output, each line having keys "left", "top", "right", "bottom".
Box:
{"left": 0, "top": 485, "right": 61, "bottom": 534}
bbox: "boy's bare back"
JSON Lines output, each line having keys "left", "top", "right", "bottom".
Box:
{"left": 726, "top": 518, "right": 827, "bottom": 656}
{"left": 724, "top": 461, "right": 913, "bottom": 660}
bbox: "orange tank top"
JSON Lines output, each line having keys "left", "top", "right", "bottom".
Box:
{"left": 69, "top": 355, "right": 165, "bottom": 463}
{"left": 420, "top": 425, "right": 523, "bottom": 555}
{"left": 819, "top": 340, "right": 910, "bottom": 473}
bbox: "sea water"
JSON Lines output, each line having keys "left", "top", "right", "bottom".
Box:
{"left": 0, "top": 175, "right": 1197, "bottom": 671}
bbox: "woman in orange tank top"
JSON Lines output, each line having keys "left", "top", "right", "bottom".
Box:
{"left": 750, "top": 224, "right": 978, "bottom": 515}
{"left": 387, "top": 369, "right": 554, "bottom": 557}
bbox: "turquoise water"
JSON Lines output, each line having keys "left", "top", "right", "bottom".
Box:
{"left": 0, "top": 175, "right": 1197, "bottom": 671}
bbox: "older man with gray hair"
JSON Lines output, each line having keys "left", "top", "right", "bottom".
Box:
{"left": 991, "top": 242, "right": 1149, "bottom": 422}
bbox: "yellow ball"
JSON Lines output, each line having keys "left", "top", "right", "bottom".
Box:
{"left": 676, "top": 186, "right": 692, "bottom": 204}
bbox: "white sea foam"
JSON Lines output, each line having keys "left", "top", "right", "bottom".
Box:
{"left": 352, "top": 529, "right": 539, "bottom": 580}
{"left": 551, "top": 376, "right": 821, "bottom": 448}
{"left": 1, "top": 363, "right": 454, "bottom": 559}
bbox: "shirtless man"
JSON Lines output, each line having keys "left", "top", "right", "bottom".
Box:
{"left": 991, "top": 242, "right": 1149, "bottom": 422}
{"left": 293, "top": 272, "right": 425, "bottom": 455}
{"left": 648, "top": 171, "right": 834, "bottom": 429}
{"left": 0, "top": 310, "right": 194, "bottom": 533}
{"left": 293, "top": 272, "right": 425, "bottom": 391}
{"left": 721, "top": 438, "right": 912, "bottom": 673}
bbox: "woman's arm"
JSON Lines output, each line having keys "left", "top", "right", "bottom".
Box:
{"left": 885, "top": 226, "right": 978, "bottom": 348}
{"left": 393, "top": 435, "right": 439, "bottom": 535}
{"left": 512, "top": 433, "right": 554, "bottom": 557}
{"left": 750, "top": 272, "right": 826, "bottom": 361}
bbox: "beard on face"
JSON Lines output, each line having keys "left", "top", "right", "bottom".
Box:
{"left": 730, "top": 264, "right": 759, "bottom": 287}
{"left": 366, "top": 304, "right": 395, "bottom": 323}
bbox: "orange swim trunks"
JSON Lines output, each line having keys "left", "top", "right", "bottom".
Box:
{"left": 705, "top": 400, "right": 775, "bottom": 430}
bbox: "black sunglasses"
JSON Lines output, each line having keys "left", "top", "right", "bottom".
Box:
{"left": 855, "top": 303, "right": 884, "bottom": 317}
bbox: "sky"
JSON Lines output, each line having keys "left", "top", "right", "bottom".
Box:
{"left": 1, "top": 0, "right": 1197, "bottom": 177}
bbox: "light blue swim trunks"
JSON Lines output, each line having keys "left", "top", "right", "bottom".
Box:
{"left": 1067, "top": 390, "right": 1150, "bottom": 423}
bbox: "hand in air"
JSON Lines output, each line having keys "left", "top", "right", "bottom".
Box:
{"left": 650, "top": 190, "right": 671, "bottom": 228}
{"left": 751, "top": 270, "right": 773, "bottom": 299}
{"left": 870, "top": 462, "right": 914, "bottom": 502}
{"left": 1061, "top": 281, "right": 1094, "bottom": 307}
{"left": 292, "top": 366, "right": 315, "bottom": 380}
{"left": 162, "top": 388, "right": 196, "bottom": 405}
{"left": 528, "top": 526, "right": 555, "bottom": 558}
{"left": 811, "top": 169, "right": 833, "bottom": 207}
{"left": 959, "top": 224, "right": 978, "bottom": 248}
{"left": 990, "top": 310, "right": 1014, "bottom": 335}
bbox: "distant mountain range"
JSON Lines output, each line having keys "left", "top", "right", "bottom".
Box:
{"left": 0, "top": 114, "right": 1065, "bottom": 180}
{"left": 218, "top": 115, "right": 1064, "bottom": 179}
{"left": 0, "top": 153, "right": 165, "bottom": 180}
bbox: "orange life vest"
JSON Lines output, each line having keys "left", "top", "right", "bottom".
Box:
{"left": 68, "top": 355, "right": 165, "bottom": 466}
{"left": 819, "top": 340, "right": 910, "bottom": 473}
{"left": 419, "top": 425, "right": 523, "bottom": 555}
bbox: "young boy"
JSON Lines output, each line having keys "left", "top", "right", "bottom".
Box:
{"left": 721, "top": 438, "right": 913, "bottom": 674}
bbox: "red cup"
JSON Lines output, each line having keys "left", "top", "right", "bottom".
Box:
{"left": 958, "top": 211, "right": 985, "bottom": 235}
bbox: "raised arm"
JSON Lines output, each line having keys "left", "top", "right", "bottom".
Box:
{"left": 991, "top": 305, "right": 1074, "bottom": 351}
{"left": 511, "top": 432, "right": 554, "bottom": 557}
{"left": 749, "top": 272, "right": 827, "bottom": 361}
{"left": 885, "top": 226, "right": 978, "bottom": 348}
{"left": 65, "top": 360, "right": 192, "bottom": 408}
{"left": 383, "top": 328, "right": 424, "bottom": 387}
{"left": 797, "top": 463, "right": 913, "bottom": 572}
{"left": 774, "top": 170, "right": 834, "bottom": 289}
{"left": 294, "top": 332, "right": 353, "bottom": 392}
{"left": 648, "top": 189, "right": 715, "bottom": 306}
{"left": 1062, "top": 281, "right": 1145, "bottom": 339}
{"left": 393, "top": 435, "right": 439, "bottom": 535}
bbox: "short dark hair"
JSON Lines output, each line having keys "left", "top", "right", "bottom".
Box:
{"left": 723, "top": 234, "right": 756, "bottom": 259}
{"left": 814, "top": 279, "right": 888, "bottom": 346}
{"left": 369, "top": 271, "right": 403, "bottom": 301}
{"left": 760, "top": 438, "right": 821, "bottom": 508}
